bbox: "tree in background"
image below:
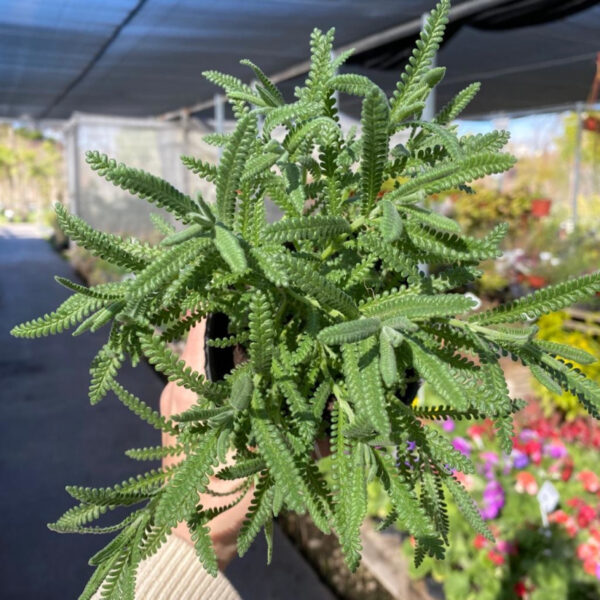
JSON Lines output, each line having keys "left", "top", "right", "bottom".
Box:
{"left": 0, "top": 124, "right": 65, "bottom": 222}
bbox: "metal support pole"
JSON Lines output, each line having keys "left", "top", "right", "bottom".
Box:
{"left": 251, "top": 80, "right": 265, "bottom": 132}
{"left": 64, "top": 116, "right": 80, "bottom": 218}
{"left": 181, "top": 111, "right": 191, "bottom": 195}
{"left": 331, "top": 50, "right": 339, "bottom": 113}
{"left": 494, "top": 115, "right": 510, "bottom": 193}
{"left": 418, "top": 13, "right": 434, "bottom": 406}
{"left": 421, "top": 13, "right": 436, "bottom": 123}
{"left": 418, "top": 12, "right": 433, "bottom": 280}
{"left": 214, "top": 94, "right": 225, "bottom": 160}
{"left": 571, "top": 102, "right": 583, "bottom": 227}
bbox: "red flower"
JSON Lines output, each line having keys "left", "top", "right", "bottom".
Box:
{"left": 467, "top": 420, "right": 494, "bottom": 443}
{"left": 579, "top": 470, "right": 600, "bottom": 493}
{"left": 487, "top": 549, "right": 505, "bottom": 566}
{"left": 561, "top": 458, "right": 574, "bottom": 481}
{"left": 523, "top": 440, "right": 542, "bottom": 464}
{"left": 514, "top": 581, "right": 527, "bottom": 598}
{"left": 577, "top": 504, "right": 596, "bottom": 528}
{"left": 473, "top": 534, "right": 487, "bottom": 549}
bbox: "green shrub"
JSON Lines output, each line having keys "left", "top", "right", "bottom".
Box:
{"left": 10, "top": 1, "right": 600, "bottom": 597}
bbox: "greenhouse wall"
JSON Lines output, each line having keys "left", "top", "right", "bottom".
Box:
{"left": 64, "top": 113, "right": 218, "bottom": 240}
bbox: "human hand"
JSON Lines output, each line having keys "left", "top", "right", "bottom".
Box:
{"left": 160, "top": 320, "right": 254, "bottom": 570}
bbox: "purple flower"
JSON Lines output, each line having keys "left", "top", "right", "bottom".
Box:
{"left": 480, "top": 504, "right": 501, "bottom": 520}
{"left": 442, "top": 418, "right": 455, "bottom": 432}
{"left": 519, "top": 428, "right": 537, "bottom": 441}
{"left": 406, "top": 440, "right": 416, "bottom": 452}
{"left": 483, "top": 480, "right": 503, "bottom": 500}
{"left": 512, "top": 450, "right": 529, "bottom": 469}
{"left": 480, "top": 479, "right": 505, "bottom": 520}
{"left": 483, "top": 467, "right": 496, "bottom": 481}
{"left": 452, "top": 436, "right": 471, "bottom": 456}
{"left": 545, "top": 443, "right": 568, "bottom": 459}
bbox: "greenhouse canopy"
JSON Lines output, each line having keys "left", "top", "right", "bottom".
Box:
{"left": 1, "top": 0, "right": 598, "bottom": 121}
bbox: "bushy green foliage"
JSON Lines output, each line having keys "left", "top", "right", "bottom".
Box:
{"left": 11, "top": 1, "right": 600, "bottom": 596}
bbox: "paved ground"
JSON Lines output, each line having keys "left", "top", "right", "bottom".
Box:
{"left": 0, "top": 225, "right": 333, "bottom": 600}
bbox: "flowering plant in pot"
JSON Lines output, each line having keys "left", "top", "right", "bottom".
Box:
{"left": 11, "top": 1, "right": 600, "bottom": 597}
{"left": 530, "top": 198, "right": 552, "bottom": 218}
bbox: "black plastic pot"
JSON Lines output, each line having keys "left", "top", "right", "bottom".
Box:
{"left": 204, "top": 313, "right": 421, "bottom": 405}
{"left": 204, "top": 312, "right": 235, "bottom": 382}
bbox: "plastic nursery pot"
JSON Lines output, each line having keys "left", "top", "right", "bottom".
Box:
{"left": 530, "top": 198, "right": 552, "bottom": 218}
{"left": 527, "top": 275, "right": 547, "bottom": 289}
{"left": 583, "top": 116, "right": 600, "bottom": 133}
{"left": 204, "top": 312, "right": 236, "bottom": 382}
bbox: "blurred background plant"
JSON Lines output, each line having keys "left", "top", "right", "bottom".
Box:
{"left": 533, "top": 312, "right": 600, "bottom": 419}
{"left": 363, "top": 387, "right": 600, "bottom": 600}
{"left": 0, "top": 124, "right": 64, "bottom": 224}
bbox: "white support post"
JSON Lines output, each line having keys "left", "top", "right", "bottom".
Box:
{"left": 571, "top": 102, "right": 583, "bottom": 227}
{"left": 214, "top": 94, "right": 225, "bottom": 160}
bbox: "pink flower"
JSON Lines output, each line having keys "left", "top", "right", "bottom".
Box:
{"left": 441, "top": 418, "right": 455, "bottom": 432}
{"left": 487, "top": 549, "right": 505, "bottom": 566}
{"left": 566, "top": 520, "right": 579, "bottom": 537}
{"left": 454, "top": 470, "right": 475, "bottom": 491}
{"left": 481, "top": 451, "right": 499, "bottom": 465}
{"left": 578, "top": 542, "right": 598, "bottom": 561}
{"left": 549, "top": 510, "right": 570, "bottom": 524}
{"left": 496, "top": 539, "right": 515, "bottom": 554}
{"left": 584, "top": 558, "right": 597, "bottom": 576}
{"left": 578, "top": 470, "right": 600, "bottom": 493}
{"left": 515, "top": 472, "right": 538, "bottom": 495}
{"left": 568, "top": 497, "right": 585, "bottom": 509}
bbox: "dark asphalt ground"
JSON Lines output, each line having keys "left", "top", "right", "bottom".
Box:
{"left": 0, "top": 225, "right": 333, "bottom": 600}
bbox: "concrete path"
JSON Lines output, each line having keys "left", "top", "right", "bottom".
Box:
{"left": 0, "top": 225, "right": 333, "bottom": 600}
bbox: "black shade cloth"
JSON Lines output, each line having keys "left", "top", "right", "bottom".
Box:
{"left": 0, "top": 0, "right": 598, "bottom": 120}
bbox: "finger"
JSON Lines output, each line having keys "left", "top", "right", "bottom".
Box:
{"left": 160, "top": 318, "right": 207, "bottom": 420}
{"left": 179, "top": 319, "right": 207, "bottom": 376}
